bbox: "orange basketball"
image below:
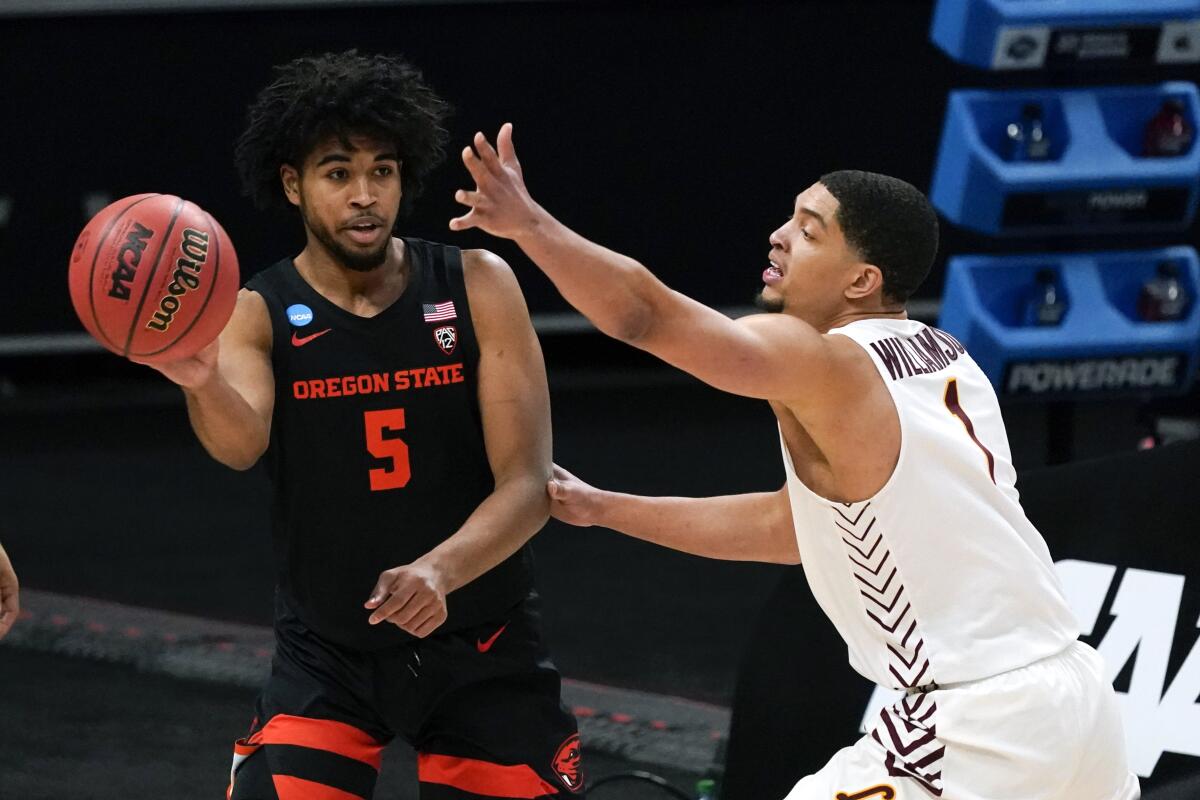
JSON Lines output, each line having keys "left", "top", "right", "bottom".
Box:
{"left": 67, "top": 193, "right": 240, "bottom": 364}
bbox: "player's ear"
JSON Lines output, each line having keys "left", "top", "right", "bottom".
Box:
{"left": 280, "top": 164, "right": 302, "bottom": 207}
{"left": 845, "top": 263, "right": 885, "bottom": 301}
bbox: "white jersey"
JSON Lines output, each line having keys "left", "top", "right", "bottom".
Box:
{"left": 781, "top": 318, "right": 1079, "bottom": 690}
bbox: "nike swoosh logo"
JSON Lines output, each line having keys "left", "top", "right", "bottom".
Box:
{"left": 476, "top": 623, "right": 508, "bottom": 653}
{"left": 291, "top": 328, "right": 332, "bottom": 347}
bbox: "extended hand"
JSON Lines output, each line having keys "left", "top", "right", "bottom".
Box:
{"left": 449, "top": 124, "right": 541, "bottom": 240}
{"left": 547, "top": 464, "right": 604, "bottom": 527}
{"left": 364, "top": 562, "right": 449, "bottom": 638}
{"left": 0, "top": 542, "right": 19, "bottom": 640}
{"left": 131, "top": 337, "right": 219, "bottom": 389}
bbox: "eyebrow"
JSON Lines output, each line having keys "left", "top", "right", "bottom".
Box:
{"left": 314, "top": 151, "right": 400, "bottom": 167}
{"left": 796, "top": 204, "right": 828, "bottom": 230}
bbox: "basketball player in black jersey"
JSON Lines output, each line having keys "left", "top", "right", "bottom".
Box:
{"left": 142, "top": 52, "right": 582, "bottom": 800}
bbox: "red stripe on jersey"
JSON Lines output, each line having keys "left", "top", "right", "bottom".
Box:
{"left": 272, "top": 774, "right": 366, "bottom": 800}
{"left": 258, "top": 715, "right": 384, "bottom": 769}
{"left": 418, "top": 753, "right": 560, "bottom": 797}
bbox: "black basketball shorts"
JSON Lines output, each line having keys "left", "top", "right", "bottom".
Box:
{"left": 227, "top": 593, "right": 584, "bottom": 799}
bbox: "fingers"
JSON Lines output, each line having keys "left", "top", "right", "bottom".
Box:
{"left": 460, "top": 144, "right": 490, "bottom": 184}
{"left": 375, "top": 594, "right": 446, "bottom": 637}
{"left": 473, "top": 131, "right": 503, "bottom": 173}
{"left": 408, "top": 607, "right": 447, "bottom": 639}
{"left": 496, "top": 123, "right": 518, "bottom": 166}
{"left": 364, "top": 573, "right": 392, "bottom": 609}
{"left": 365, "top": 567, "right": 447, "bottom": 636}
{"left": 368, "top": 585, "right": 416, "bottom": 624}
{"left": 551, "top": 464, "right": 575, "bottom": 482}
{"left": 448, "top": 211, "right": 479, "bottom": 232}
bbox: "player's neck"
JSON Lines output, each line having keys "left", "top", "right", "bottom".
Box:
{"left": 295, "top": 236, "right": 409, "bottom": 304}
{"left": 817, "top": 305, "right": 908, "bottom": 333}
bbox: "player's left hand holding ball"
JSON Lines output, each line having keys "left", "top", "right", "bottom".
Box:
{"left": 365, "top": 562, "right": 450, "bottom": 638}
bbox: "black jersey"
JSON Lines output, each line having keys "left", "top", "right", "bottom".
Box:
{"left": 245, "top": 238, "right": 534, "bottom": 650}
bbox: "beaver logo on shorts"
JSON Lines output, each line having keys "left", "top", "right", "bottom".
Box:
{"left": 434, "top": 325, "right": 456, "bottom": 355}
{"left": 835, "top": 786, "right": 895, "bottom": 800}
{"left": 552, "top": 733, "right": 583, "bottom": 792}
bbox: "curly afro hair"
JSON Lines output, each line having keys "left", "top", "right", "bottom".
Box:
{"left": 819, "top": 170, "right": 939, "bottom": 303}
{"left": 235, "top": 50, "right": 450, "bottom": 216}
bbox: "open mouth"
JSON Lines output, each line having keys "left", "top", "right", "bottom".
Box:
{"left": 763, "top": 259, "right": 784, "bottom": 284}
{"left": 344, "top": 220, "right": 384, "bottom": 244}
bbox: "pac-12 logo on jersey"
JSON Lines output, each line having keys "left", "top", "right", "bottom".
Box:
{"left": 434, "top": 325, "right": 456, "bottom": 355}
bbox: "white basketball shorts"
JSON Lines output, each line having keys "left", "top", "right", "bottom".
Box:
{"left": 783, "top": 641, "right": 1140, "bottom": 800}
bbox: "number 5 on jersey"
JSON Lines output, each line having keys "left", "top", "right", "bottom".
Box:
{"left": 364, "top": 408, "right": 411, "bottom": 491}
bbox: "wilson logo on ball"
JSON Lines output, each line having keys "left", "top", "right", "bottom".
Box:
{"left": 108, "top": 222, "right": 154, "bottom": 301}
{"left": 145, "top": 227, "right": 209, "bottom": 332}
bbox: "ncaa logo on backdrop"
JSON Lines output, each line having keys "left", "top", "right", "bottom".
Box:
{"left": 286, "top": 304, "right": 314, "bottom": 327}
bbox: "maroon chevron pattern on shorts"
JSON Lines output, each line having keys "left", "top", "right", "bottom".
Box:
{"left": 833, "top": 502, "right": 945, "bottom": 796}
{"left": 871, "top": 693, "right": 944, "bottom": 796}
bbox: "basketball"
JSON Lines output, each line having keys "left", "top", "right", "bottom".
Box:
{"left": 67, "top": 193, "right": 240, "bottom": 364}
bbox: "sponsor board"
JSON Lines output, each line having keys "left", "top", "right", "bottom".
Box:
{"left": 992, "top": 21, "right": 1200, "bottom": 69}
{"left": 1002, "top": 353, "right": 1188, "bottom": 398}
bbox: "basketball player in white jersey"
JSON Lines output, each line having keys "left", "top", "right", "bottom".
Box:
{"left": 449, "top": 124, "right": 1139, "bottom": 799}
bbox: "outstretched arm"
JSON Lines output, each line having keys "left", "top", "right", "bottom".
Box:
{"left": 548, "top": 466, "right": 800, "bottom": 565}
{"left": 450, "top": 124, "right": 836, "bottom": 403}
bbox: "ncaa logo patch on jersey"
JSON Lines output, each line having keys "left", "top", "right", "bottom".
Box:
{"left": 286, "top": 304, "right": 314, "bottom": 327}
{"left": 434, "top": 325, "right": 457, "bottom": 356}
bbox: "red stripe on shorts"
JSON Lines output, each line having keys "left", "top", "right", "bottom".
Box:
{"left": 258, "top": 715, "right": 384, "bottom": 770}
{"left": 272, "top": 774, "right": 366, "bottom": 800}
{"left": 418, "top": 753, "right": 560, "bottom": 798}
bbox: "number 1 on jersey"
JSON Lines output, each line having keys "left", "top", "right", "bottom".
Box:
{"left": 943, "top": 378, "right": 996, "bottom": 484}
{"left": 364, "top": 408, "right": 411, "bottom": 491}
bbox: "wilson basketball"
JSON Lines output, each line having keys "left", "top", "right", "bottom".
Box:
{"left": 67, "top": 193, "right": 240, "bottom": 364}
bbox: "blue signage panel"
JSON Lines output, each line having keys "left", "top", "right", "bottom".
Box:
{"left": 938, "top": 247, "right": 1200, "bottom": 399}
{"left": 931, "top": 0, "right": 1200, "bottom": 70}
{"left": 931, "top": 83, "right": 1200, "bottom": 236}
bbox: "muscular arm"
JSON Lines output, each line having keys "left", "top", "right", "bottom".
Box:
{"left": 415, "top": 250, "right": 552, "bottom": 590}
{"left": 366, "top": 250, "right": 552, "bottom": 635}
{"left": 549, "top": 467, "right": 800, "bottom": 565}
{"left": 143, "top": 289, "right": 274, "bottom": 470}
{"left": 450, "top": 125, "right": 837, "bottom": 403}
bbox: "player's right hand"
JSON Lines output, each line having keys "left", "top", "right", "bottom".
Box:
{"left": 449, "top": 123, "right": 541, "bottom": 241}
{"left": 547, "top": 464, "right": 603, "bottom": 527}
{"left": 0, "top": 542, "right": 20, "bottom": 640}
{"left": 132, "top": 337, "right": 219, "bottom": 389}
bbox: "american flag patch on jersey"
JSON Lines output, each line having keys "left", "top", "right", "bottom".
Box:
{"left": 422, "top": 301, "right": 457, "bottom": 322}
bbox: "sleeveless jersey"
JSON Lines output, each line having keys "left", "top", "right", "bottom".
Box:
{"left": 245, "top": 238, "right": 533, "bottom": 651}
{"left": 781, "top": 318, "right": 1079, "bottom": 689}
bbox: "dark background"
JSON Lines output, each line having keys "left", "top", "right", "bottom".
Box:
{"left": 1, "top": 0, "right": 1197, "bottom": 338}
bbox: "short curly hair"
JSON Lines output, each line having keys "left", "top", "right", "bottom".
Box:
{"left": 819, "top": 170, "right": 939, "bottom": 303}
{"left": 235, "top": 50, "right": 450, "bottom": 216}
